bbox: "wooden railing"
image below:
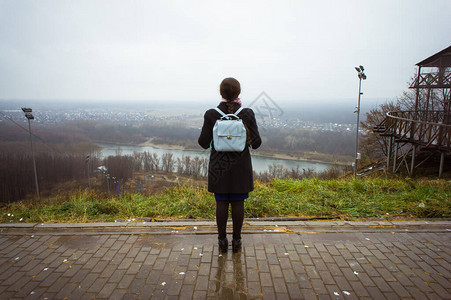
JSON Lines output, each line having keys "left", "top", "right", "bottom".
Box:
{"left": 376, "top": 111, "right": 451, "bottom": 151}
{"left": 410, "top": 71, "right": 451, "bottom": 88}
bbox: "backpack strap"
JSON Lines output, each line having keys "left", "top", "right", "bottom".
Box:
{"left": 214, "top": 107, "right": 226, "bottom": 117}
{"left": 234, "top": 107, "right": 245, "bottom": 116}
{"left": 214, "top": 107, "right": 245, "bottom": 119}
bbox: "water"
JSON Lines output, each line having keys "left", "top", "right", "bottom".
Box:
{"left": 98, "top": 143, "right": 332, "bottom": 173}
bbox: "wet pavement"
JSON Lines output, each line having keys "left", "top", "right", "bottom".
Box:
{"left": 0, "top": 220, "right": 450, "bottom": 299}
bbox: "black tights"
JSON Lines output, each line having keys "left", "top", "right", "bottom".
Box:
{"left": 216, "top": 200, "right": 244, "bottom": 240}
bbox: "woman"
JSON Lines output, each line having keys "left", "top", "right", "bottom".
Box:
{"left": 198, "top": 77, "right": 262, "bottom": 253}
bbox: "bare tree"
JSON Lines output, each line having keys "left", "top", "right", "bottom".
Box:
{"left": 191, "top": 156, "right": 202, "bottom": 178}
{"left": 176, "top": 157, "right": 184, "bottom": 174}
{"left": 161, "top": 153, "right": 175, "bottom": 172}
{"left": 360, "top": 100, "right": 401, "bottom": 162}
{"left": 152, "top": 153, "right": 160, "bottom": 171}
{"left": 200, "top": 157, "right": 208, "bottom": 177}
{"left": 182, "top": 156, "right": 191, "bottom": 175}
{"left": 104, "top": 155, "right": 134, "bottom": 180}
{"left": 268, "top": 164, "right": 285, "bottom": 179}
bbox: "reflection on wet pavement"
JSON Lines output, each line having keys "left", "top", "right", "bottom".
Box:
{"left": 214, "top": 253, "right": 247, "bottom": 299}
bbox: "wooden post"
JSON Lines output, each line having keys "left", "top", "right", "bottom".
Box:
{"left": 386, "top": 137, "right": 392, "bottom": 170}
{"left": 393, "top": 142, "right": 398, "bottom": 173}
{"left": 410, "top": 145, "right": 416, "bottom": 176}
{"left": 439, "top": 152, "right": 445, "bottom": 178}
{"left": 411, "top": 66, "right": 421, "bottom": 142}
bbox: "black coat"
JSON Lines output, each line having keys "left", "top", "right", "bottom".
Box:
{"left": 198, "top": 102, "right": 262, "bottom": 194}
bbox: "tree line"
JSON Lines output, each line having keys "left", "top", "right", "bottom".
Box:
{"left": 0, "top": 150, "right": 211, "bottom": 203}
{"left": 1, "top": 147, "right": 349, "bottom": 203}
{"left": 101, "top": 152, "right": 347, "bottom": 186}
{"left": 103, "top": 152, "right": 209, "bottom": 180}
{"left": 254, "top": 164, "right": 349, "bottom": 182}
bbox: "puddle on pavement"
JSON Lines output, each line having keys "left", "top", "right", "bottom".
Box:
{"left": 55, "top": 235, "right": 101, "bottom": 250}
{"left": 299, "top": 232, "right": 364, "bottom": 243}
{"left": 135, "top": 234, "right": 216, "bottom": 248}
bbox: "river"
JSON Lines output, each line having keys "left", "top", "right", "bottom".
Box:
{"left": 98, "top": 143, "right": 333, "bottom": 173}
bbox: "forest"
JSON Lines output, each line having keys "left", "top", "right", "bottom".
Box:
{"left": 0, "top": 150, "right": 347, "bottom": 203}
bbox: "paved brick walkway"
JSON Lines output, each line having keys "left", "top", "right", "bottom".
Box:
{"left": 0, "top": 221, "right": 450, "bottom": 299}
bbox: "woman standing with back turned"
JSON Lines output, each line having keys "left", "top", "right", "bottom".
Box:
{"left": 198, "top": 78, "right": 262, "bottom": 253}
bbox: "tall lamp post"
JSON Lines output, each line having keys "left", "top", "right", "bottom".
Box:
{"left": 354, "top": 66, "right": 367, "bottom": 178}
{"left": 22, "top": 107, "right": 40, "bottom": 199}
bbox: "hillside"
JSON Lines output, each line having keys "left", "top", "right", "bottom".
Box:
{"left": 1, "top": 177, "right": 449, "bottom": 223}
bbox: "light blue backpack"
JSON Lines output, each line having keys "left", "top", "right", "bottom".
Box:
{"left": 212, "top": 107, "right": 246, "bottom": 152}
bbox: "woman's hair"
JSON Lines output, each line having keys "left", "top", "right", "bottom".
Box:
{"left": 220, "top": 77, "right": 241, "bottom": 113}
{"left": 220, "top": 78, "right": 241, "bottom": 101}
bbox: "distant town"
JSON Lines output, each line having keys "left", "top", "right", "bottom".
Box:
{"left": 1, "top": 106, "right": 358, "bottom": 133}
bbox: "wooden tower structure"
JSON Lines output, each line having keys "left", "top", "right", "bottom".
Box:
{"left": 374, "top": 45, "right": 451, "bottom": 177}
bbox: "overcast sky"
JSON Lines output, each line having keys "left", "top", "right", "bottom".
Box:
{"left": 0, "top": 0, "right": 450, "bottom": 105}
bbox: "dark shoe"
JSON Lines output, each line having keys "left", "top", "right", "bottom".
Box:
{"left": 232, "top": 239, "right": 242, "bottom": 253}
{"left": 218, "top": 238, "right": 228, "bottom": 253}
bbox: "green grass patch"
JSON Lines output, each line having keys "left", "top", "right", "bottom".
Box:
{"left": 1, "top": 177, "right": 450, "bottom": 223}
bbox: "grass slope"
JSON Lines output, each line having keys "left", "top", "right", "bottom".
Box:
{"left": 1, "top": 178, "right": 450, "bottom": 223}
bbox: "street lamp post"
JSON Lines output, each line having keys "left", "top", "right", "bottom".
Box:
{"left": 22, "top": 107, "right": 40, "bottom": 199}
{"left": 354, "top": 66, "right": 367, "bottom": 178}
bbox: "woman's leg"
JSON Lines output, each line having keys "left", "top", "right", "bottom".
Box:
{"left": 216, "top": 200, "right": 229, "bottom": 239}
{"left": 230, "top": 200, "right": 244, "bottom": 240}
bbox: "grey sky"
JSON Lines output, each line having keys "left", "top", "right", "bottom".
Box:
{"left": 0, "top": 0, "right": 450, "bottom": 104}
